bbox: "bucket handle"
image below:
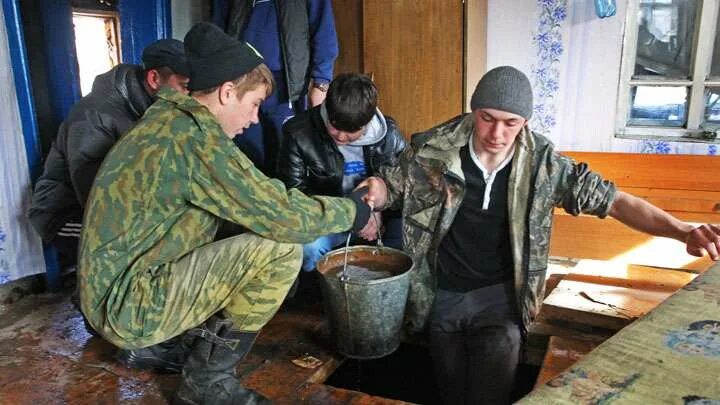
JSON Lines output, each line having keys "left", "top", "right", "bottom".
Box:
{"left": 340, "top": 232, "right": 352, "bottom": 282}
{"left": 372, "top": 212, "right": 383, "bottom": 252}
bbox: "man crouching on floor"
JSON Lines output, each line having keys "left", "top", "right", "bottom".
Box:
{"left": 77, "top": 22, "right": 371, "bottom": 404}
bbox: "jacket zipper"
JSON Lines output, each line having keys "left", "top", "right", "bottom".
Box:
{"left": 430, "top": 166, "right": 465, "bottom": 275}
{"left": 274, "top": 0, "right": 294, "bottom": 105}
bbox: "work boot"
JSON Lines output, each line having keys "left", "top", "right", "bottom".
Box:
{"left": 175, "top": 315, "right": 270, "bottom": 405}
{"left": 116, "top": 333, "right": 194, "bottom": 374}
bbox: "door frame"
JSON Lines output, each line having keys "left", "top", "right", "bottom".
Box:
{"left": 1, "top": 0, "right": 172, "bottom": 288}
{"left": 465, "top": 0, "right": 488, "bottom": 112}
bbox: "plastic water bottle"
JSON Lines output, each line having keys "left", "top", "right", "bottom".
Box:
{"left": 595, "top": 0, "right": 616, "bottom": 19}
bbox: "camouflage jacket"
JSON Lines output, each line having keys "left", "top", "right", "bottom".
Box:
{"left": 78, "top": 88, "right": 355, "bottom": 336}
{"left": 379, "top": 114, "right": 616, "bottom": 334}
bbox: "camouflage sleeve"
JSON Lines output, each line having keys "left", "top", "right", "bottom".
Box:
{"left": 184, "top": 135, "right": 356, "bottom": 244}
{"left": 550, "top": 151, "right": 617, "bottom": 218}
{"left": 378, "top": 146, "right": 414, "bottom": 211}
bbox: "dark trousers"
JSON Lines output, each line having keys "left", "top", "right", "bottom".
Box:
{"left": 51, "top": 217, "right": 82, "bottom": 268}
{"left": 429, "top": 283, "right": 522, "bottom": 405}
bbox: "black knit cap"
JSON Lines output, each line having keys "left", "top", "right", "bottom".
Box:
{"left": 184, "top": 22, "right": 264, "bottom": 92}
{"left": 141, "top": 39, "right": 190, "bottom": 77}
{"left": 470, "top": 66, "right": 533, "bottom": 119}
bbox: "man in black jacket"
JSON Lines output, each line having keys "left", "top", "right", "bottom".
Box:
{"left": 29, "top": 39, "right": 189, "bottom": 268}
{"left": 279, "top": 73, "right": 406, "bottom": 273}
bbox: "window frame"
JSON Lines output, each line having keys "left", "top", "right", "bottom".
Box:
{"left": 615, "top": 0, "right": 720, "bottom": 143}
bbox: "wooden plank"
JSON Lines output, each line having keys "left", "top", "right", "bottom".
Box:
{"left": 331, "top": 0, "right": 363, "bottom": 76}
{"left": 619, "top": 187, "right": 720, "bottom": 201}
{"left": 535, "top": 336, "right": 597, "bottom": 389}
{"left": 298, "top": 383, "right": 415, "bottom": 405}
{"left": 238, "top": 303, "right": 347, "bottom": 403}
{"left": 549, "top": 214, "right": 716, "bottom": 272}
{"left": 528, "top": 313, "right": 615, "bottom": 344}
{"left": 553, "top": 205, "right": 720, "bottom": 221}
{"left": 619, "top": 187, "right": 720, "bottom": 214}
{"left": 559, "top": 152, "right": 720, "bottom": 192}
{"left": 542, "top": 279, "right": 672, "bottom": 331}
{"left": 464, "top": 0, "right": 487, "bottom": 111}
{"left": 560, "top": 261, "right": 697, "bottom": 292}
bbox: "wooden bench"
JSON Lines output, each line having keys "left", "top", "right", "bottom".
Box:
{"left": 550, "top": 151, "right": 720, "bottom": 272}
{"left": 530, "top": 151, "right": 720, "bottom": 385}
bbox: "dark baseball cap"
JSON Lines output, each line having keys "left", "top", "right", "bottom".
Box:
{"left": 141, "top": 38, "right": 190, "bottom": 77}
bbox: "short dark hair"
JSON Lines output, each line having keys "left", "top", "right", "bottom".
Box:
{"left": 144, "top": 66, "right": 175, "bottom": 81}
{"left": 326, "top": 73, "right": 377, "bottom": 132}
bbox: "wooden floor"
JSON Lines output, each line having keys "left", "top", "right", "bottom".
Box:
{"left": 0, "top": 283, "right": 412, "bottom": 404}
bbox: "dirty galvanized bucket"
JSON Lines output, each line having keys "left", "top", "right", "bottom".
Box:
{"left": 316, "top": 246, "right": 413, "bottom": 359}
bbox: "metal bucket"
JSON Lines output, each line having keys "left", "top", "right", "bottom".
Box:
{"left": 316, "top": 246, "right": 413, "bottom": 359}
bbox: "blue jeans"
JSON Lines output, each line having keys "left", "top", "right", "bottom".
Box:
{"left": 301, "top": 216, "right": 403, "bottom": 272}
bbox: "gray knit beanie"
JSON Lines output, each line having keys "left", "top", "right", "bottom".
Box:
{"left": 470, "top": 66, "right": 533, "bottom": 119}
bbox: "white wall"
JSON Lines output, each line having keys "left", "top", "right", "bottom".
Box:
{"left": 0, "top": 6, "right": 45, "bottom": 282}
{"left": 485, "top": 0, "right": 718, "bottom": 156}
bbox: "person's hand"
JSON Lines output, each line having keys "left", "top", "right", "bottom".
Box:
{"left": 685, "top": 224, "right": 720, "bottom": 260}
{"left": 355, "top": 176, "right": 388, "bottom": 210}
{"left": 358, "top": 212, "right": 382, "bottom": 241}
{"left": 308, "top": 86, "right": 327, "bottom": 107}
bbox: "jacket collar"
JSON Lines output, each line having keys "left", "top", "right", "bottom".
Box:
{"left": 156, "top": 88, "right": 240, "bottom": 159}
{"left": 103, "top": 64, "right": 152, "bottom": 119}
{"left": 414, "top": 114, "right": 536, "bottom": 180}
{"left": 415, "top": 114, "right": 473, "bottom": 180}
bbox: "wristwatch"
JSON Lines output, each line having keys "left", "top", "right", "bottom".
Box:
{"left": 313, "top": 81, "right": 329, "bottom": 92}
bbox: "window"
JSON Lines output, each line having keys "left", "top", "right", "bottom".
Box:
{"left": 616, "top": 0, "right": 720, "bottom": 142}
{"left": 72, "top": 10, "right": 121, "bottom": 96}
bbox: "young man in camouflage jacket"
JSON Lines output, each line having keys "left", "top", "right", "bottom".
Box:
{"left": 78, "top": 23, "right": 370, "bottom": 404}
{"left": 361, "top": 66, "right": 720, "bottom": 404}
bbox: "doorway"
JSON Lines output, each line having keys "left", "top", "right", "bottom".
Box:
{"left": 72, "top": 10, "right": 121, "bottom": 95}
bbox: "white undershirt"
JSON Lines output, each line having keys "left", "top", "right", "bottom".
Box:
{"left": 468, "top": 138, "right": 515, "bottom": 210}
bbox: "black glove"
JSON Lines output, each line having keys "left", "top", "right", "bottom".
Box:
{"left": 348, "top": 187, "right": 372, "bottom": 232}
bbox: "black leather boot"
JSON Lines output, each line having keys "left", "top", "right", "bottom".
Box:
{"left": 116, "top": 333, "right": 194, "bottom": 374}
{"left": 175, "top": 315, "right": 270, "bottom": 405}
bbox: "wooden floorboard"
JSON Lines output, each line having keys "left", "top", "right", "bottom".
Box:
{"left": 534, "top": 336, "right": 597, "bottom": 389}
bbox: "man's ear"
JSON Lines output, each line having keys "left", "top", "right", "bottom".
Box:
{"left": 218, "top": 81, "right": 234, "bottom": 106}
{"left": 145, "top": 69, "right": 162, "bottom": 92}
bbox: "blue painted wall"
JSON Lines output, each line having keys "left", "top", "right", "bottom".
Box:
{"left": 119, "top": 0, "right": 172, "bottom": 64}
{"left": 2, "top": 0, "right": 42, "bottom": 178}
{"left": 38, "top": 0, "right": 81, "bottom": 133}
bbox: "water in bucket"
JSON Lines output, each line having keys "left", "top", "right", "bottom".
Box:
{"left": 326, "top": 264, "right": 393, "bottom": 281}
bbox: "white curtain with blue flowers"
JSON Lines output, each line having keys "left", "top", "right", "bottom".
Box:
{"left": 0, "top": 6, "right": 45, "bottom": 283}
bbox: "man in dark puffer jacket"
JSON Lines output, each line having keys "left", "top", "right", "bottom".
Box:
{"left": 29, "top": 39, "right": 190, "bottom": 268}
{"left": 278, "top": 73, "right": 406, "bottom": 274}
